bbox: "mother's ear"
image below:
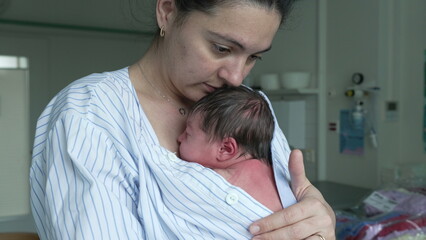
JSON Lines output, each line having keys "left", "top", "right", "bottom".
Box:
{"left": 217, "top": 137, "right": 239, "bottom": 162}
{"left": 156, "top": 0, "right": 177, "bottom": 31}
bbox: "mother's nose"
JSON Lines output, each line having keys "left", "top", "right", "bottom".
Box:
{"left": 217, "top": 59, "right": 250, "bottom": 87}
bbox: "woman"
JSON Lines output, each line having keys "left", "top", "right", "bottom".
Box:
{"left": 30, "top": 0, "right": 335, "bottom": 239}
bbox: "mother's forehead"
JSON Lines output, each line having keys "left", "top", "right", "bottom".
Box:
{"left": 186, "top": 5, "right": 280, "bottom": 47}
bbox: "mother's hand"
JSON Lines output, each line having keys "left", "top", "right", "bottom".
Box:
{"left": 249, "top": 149, "right": 336, "bottom": 240}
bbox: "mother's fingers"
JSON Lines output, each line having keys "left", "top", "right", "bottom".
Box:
{"left": 250, "top": 199, "right": 323, "bottom": 233}
{"left": 305, "top": 233, "right": 327, "bottom": 240}
{"left": 288, "top": 149, "right": 312, "bottom": 200}
{"left": 250, "top": 206, "right": 333, "bottom": 240}
{"left": 250, "top": 220, "right": 317, "bottom": 240}
{"left": 250, "top": 198, "right": 334, "bottom": 240}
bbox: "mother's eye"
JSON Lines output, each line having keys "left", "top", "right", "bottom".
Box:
{"left": 213, "top": 44, "right": 231, "bottom": 54}
{"left": 249, "top": 55, "right": 262, "bottom": 61}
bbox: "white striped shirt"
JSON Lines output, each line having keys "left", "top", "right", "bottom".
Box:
{"left": 30, "top": 67, "right": 296, "bottom": 240}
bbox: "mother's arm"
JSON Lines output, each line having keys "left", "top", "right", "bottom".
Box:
{"left": 249, "top": 150, "right": 336, "bottom": 240}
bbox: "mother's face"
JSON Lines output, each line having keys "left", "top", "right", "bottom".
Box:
{"left": 162, "top": 4, "right": 281, "bottom": 102}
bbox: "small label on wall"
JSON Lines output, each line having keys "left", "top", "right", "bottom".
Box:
{"left": 385, "top": 101, "right": 398, "bottom": 121}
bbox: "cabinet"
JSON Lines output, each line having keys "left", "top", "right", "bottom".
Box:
{"left": 264, "top": 88, "right": 323, "bottom": 181}
{"left": 264, "top": 88, "right": 319, "bottom": 96}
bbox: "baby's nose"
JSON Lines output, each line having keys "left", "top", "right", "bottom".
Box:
{"left": 177, "top": 132, "right": 184, "bottom": 143}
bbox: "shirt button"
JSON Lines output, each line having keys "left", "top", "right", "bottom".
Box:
{"left": 226, "top": 192, "right": 239, "bottom": 205}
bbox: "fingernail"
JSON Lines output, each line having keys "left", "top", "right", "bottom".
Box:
{"left": 249, "top": 225, "right": 260, "bottom": 234}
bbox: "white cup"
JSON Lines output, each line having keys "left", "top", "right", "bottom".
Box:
{"left": 281, "top": 72, "right": 311, "bottom": 89}
{"left": 260, "top": 73, "right": 280, "bottom": 90}
{"left": 243, "top": 75, "right": 255, "bottom": 87}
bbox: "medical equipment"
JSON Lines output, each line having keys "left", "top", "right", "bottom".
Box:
{"left": 344, "top": 73, "right": 380, "bottom": 148}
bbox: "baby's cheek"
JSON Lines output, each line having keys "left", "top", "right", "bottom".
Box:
{"left": 178, "top": 146, "right": 187, "bottom": 159}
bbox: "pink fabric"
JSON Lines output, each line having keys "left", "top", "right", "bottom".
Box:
{"left": 364, "top": 189, "right": 426, "bottom": 216}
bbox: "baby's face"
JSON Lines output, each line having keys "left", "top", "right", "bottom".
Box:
{"left": 177, "top": 114, "right": 219, "bottom": 167}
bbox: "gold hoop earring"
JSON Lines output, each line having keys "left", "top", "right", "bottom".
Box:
{"left": 160, "top": 25, "right": 165, "bottom": 37}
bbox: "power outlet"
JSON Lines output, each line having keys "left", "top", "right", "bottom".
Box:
{"left": 301, "top": 148, "right": 317, "bottom": 181}
{"left": 302, "top": 149, "right": 315, "bottom": 163}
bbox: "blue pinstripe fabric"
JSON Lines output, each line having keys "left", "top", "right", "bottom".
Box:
{"left": 30, "top": 67, "right": 296, "bottom": 240}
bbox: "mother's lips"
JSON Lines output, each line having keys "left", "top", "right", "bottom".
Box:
{"left": 203, "top": 83, "right": 219, "bottom": 93}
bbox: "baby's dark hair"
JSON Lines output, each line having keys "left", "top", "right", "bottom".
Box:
{"left": 189, "top": 86, "right": 275, "bottom": 165}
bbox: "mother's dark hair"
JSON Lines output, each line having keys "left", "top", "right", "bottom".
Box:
{"left": 129, "top": 0, "right": 295, "bottom": 45}
{"left": 172, "top": 0, "right": 296, "bottom": 26}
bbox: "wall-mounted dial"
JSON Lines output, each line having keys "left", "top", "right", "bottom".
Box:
{"left": 352, "top": 73, "right": 364, "bottom": 85}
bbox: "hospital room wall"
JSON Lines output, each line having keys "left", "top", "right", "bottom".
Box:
{"left": 324, "top": 0, "right": 381, "bottom": 189}
{"left": 254, "top": 0, "right": 426, "bottom": 189}
{"left": 396, "top": 1, "right": 426, "bottom": 164}
{"left": 379, "top": 0, "right": 426, "bottom": 183}
{"left": 325, "top": 0, "right": 426, "bottom": 189}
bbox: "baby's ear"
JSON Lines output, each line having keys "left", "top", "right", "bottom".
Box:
{"left": 217, "top": 137, "right": 238, "bottom": 161}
